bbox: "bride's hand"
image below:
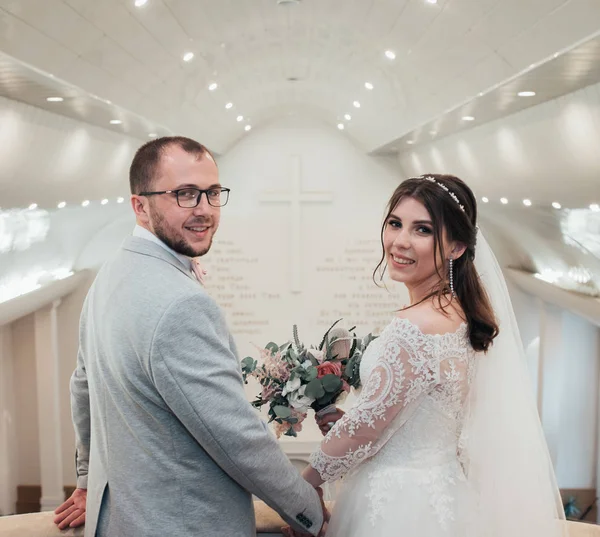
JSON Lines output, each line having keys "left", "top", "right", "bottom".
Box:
{"left": 315, "top": 408, "right": 345, "bottom": 436}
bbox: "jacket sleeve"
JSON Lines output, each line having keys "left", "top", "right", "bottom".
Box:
{"left": 70, "top": 305, "right": 91, "bottom": 489}
{"left": 150, "top": 292, "right": 324, "bottom": 536}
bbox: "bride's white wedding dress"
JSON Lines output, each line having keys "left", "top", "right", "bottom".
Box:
{"left": 311, "top": 316, "right": 476, "bottom": 536}
{"left": 309, "top": 231, "right": 568, "bottom": 537}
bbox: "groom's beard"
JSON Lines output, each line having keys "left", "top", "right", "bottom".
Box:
{"left": 150, "top": 208, "right": 214, "bottom": 258}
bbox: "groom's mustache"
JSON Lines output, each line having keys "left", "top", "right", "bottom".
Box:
{"left": 185, "top": 217, "right": 212, "bottom": 226}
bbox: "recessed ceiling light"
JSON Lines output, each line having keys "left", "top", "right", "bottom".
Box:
{"left": 208, "top": 82, "right": 218, "bottom": 91}
{"left": 426, "top": 0, "right": 437, "bottom": 3}
{"left": 46, "top": 97, "right": 63, "bottom": 102}
{"left": 245, "top": 125, "right": 252, "bottom": 131}
{"left": 364, "top": 82, "right": 374, "bottom": 90}
{"left": 344, "top": 114, "right": 352, "bottom": 121}
{"left": 523, "top": 199, "right": 532, "bottom": 207}
{"left": 482, "top": 197, "right": 489, "bottom": 203}
{"left": 28, "top": 203, "right": 38, "bottom": 210}
{"left": 236, "top": 115, "right": 244, "bottom": 122}
{"left": 590, "top": 203, "right": 600, "bottom": 212}
{"left": 82, "top": 200, "right": 90, "bottom": 207}
{"left": 337, "top": 123, "right": 345, "bottom": 130}
{"left": 552, "top": 202, "right": 562, "bottom": 209}
{"left": 385, "top": 50, "right": 396, "bottom": 60}
{"left": 110, "top": 119, "right": 122, "bottom": 125}
{"left": 117, "top": 197, "right": 125, "bottom": 204}
{"left": 225, "top": 102, "right": 233, "bottom": 109}
{"left": 462, "top": 116, "right": 475, "bottom": 121}
{"left": 406, "top": 140, "right": 414, "bottom": 145}
{"left": 353, "top": 101, "right": 361, "bottom": 108}
{"left": 500, "top": 197, "right": 508, "bottom": 204}
{"left": 183, "top": 52, "right": 194, "bottom": 62}
{"left": 134, "top": 0, "right": 148, "bottom": 6}
{"left": 57, "top": 201, "right": 66, "bottom": 209}
{"left": 518, "top": 91, "right": 536, "bottom": 97}
{"left": 148, "top": 133, "right": 157, "bottom": 138}
{"left": 101, "top": 199, "right": 109, "bottom": 205}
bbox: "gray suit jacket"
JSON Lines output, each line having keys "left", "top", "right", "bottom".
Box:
{"left": 71, "top": 236, "right": 323, "bottom": 537}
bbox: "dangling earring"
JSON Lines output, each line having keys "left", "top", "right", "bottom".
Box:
{"left": 448, "top": 257, "right": 455, "bottom": 297}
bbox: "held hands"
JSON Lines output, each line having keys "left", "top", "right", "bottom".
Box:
{"left": 53, "top": 488, "right": 87, "bottom": 529}
{"left": 315, "top": 408, "right": 345, "bottom": 436}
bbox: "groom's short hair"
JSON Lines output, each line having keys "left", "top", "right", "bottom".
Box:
{"left": 129, "top": 136, "right": 216, "bottom": 195}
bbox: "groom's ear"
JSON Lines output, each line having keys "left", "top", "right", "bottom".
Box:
{"left": 131, "top": 195, "right": 151, "bottom": 225}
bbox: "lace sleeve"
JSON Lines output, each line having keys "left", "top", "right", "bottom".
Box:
{"left": 309, "top": 332, "right": 439, "bottom": 482}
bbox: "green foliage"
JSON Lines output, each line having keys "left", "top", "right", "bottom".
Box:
{"left": 241, "top": 357, "right": 257, "bottom": 384}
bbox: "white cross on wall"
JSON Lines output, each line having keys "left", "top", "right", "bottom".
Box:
{"left": 260, "top": 155, "right": 333, "bottom": 293}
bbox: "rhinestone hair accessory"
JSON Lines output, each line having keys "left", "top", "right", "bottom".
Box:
{"left": 421, "top": 175, "right": 465, "bottom": 212}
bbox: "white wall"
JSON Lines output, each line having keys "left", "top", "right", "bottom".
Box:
{"left": 0, "top": 95, "right": 137, "bottom": 210}
{"left": 397, "top": 81, "right": 600, "bottom": 209}
{"left": 12, "top": 314, "right": 40, "bottom": 486}
{"left": 510, "top": 288, "right": 600, "bottom": 489}
{"left": 0, "top": 324, "right": 17, "bottom": 515}
{"left": 556, "top": 312, "right": 600, "bottom": 488}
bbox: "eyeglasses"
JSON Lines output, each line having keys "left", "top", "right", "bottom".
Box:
{"left": 138, "top": 187, "right": 230, "bottom": 208}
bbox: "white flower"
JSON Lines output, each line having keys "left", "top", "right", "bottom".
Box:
{"left": 282, "top": 376, "right": 301, "bottom": 396}
{"left": 288, "top": 385, "right": 314, "bottom": 412}
{"left": 308, "top": 349, "right": 324, "bottom": 363}
{"left": 300, "top": 360, "right": 313, "bottom": 370}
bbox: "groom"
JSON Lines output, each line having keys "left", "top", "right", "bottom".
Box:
{"left": 54, "top": 136, "right": 328, "bottom": 536}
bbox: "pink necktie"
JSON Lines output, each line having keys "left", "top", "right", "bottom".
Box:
{"left": 191, "top": 258, "right": 207, "bottom": 286}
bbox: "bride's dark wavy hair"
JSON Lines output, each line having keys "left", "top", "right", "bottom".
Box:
{"left": 374, "top": 174, "right": 499, "bottom": 352}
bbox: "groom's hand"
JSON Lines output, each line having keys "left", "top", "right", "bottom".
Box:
{"left": 315, "top": 408, "right": 345, "bottom": 436}
{"left": 53, "top": 488, "right": 87, "bottom": 529}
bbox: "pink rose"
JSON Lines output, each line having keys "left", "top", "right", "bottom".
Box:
{"left": 317, "top": 361, "right": 342, "bottom": 378}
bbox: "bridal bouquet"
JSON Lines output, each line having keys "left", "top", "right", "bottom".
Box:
{"left": 241, "top": 320, "right": 377, "bottom": 438}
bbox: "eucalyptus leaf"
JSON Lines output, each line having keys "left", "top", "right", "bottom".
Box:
{"left": 305, "top": 378, "right": 325, "bottom": 399}
{"left": 316, "top": 392, "right": 338, "bottom": 408}
{"left": 265, "top": 342, "right": 279, "bottom": 354}
{"left": 273, "top": 405, "right": 292, "bottom": 419}
{"left": 322, "top": 374, "right": 343, "bottom": 393}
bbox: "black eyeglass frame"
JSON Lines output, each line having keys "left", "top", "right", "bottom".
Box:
{"left": 138, "top": 187, "right": 231, "bottom": 208}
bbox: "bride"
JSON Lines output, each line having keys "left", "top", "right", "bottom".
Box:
{"left": 292, "top": 174, "right": 568, "bottom": 536}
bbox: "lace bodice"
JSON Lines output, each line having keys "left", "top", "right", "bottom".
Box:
{"left": 310, "top": 317, "right": 475, "bottom": 483}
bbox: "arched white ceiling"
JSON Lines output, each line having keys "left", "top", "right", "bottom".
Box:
{"left": 1, "top": 0, "right": 600, "bottom": 153}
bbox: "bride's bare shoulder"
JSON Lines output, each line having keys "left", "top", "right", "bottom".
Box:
{"left": 396, "top": 299, "right": 466, "bottom": 336}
